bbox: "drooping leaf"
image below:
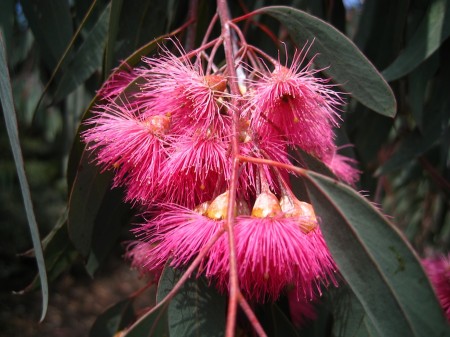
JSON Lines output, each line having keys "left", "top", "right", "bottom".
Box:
{"left": 300, "top": 170, "right": 449, "bottom": 337}
{"left": 0, "top": 33, "right": 48, "bottom": 321}
{"left": 53, "top": 3, "right": 111, "bottom": 102}
{"left": 157, "top": 267, "right": 226, "bottom": 337}
{"left": 382, "top": 0, "right": 450, "bottom": 81}
{"left": 90, "top": 298, "right": 136, "bottom": 337}
{"left": 257, "top": 6, "right": 396, "bottom": 117}
{"left": 21, "top": 0, "right": 73, "bottom": 70}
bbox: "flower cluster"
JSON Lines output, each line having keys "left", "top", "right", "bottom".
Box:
{"left": 83, "top": 41, "right": 359, "bottom": 308}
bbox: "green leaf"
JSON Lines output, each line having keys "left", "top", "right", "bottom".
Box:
{"left": 157, "top": 267, "right": 226, "bottom": 337}
{"left": 301, "top": 171, "right": 450, "bottom": 337}
{"left": 53, "top": 3, "right": 111, "bottom": 102}
{"left": 104, "top": 0, "right": 124, "bottom": 74}
{"left": 407, "top": 53, "right": 439, "bottom": 130}
{"left": 90, "top": 298, "right": 136, "bottom": 337}
{"left": 382, "top": 0, "right": 450, "bottom": 81}
{"left": 67, "top": 152, "right": 116, "bottom": 258}
{"left": 0, "top": 0, "right": 14, "bottom": 59}
{"left": 377, "top": 57, "right": 450, "bottom": 175}
{"left": 257, "top": 6, "right": 396, "bottom": 117}
{"left": 21, "top": 0, "right": 73, "bottom": 70}
{"left": 262, "top": 304, "right": 300, "bottom": 337}
{"left": 0, "top": 33, "right": 48, "bottom": 321}
{"left": 85, "top": 188, "right": 132, "bottom": 276}
{"left": 332, "top": 288, "right": 381, "bottom": 337}
{"left": 113, "top": 1, "right": 170, "bottom": 63}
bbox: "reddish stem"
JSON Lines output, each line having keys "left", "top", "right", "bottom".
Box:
{"left": 239, "top": 154, "right": 306, "bottom": 176}
{"left": 238, "top": 295, "right": 268, "bottom": 337}
{"left": 185, "top": 0, "right": 199, "bottom": 51}
{"left": 217, "top": 1, "right": 242, "bottom": 336}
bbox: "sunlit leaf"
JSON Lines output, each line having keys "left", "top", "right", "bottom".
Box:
{"left": 301, "top": 171, "right": 450, "bottom": 337}
{"left": 382, "top": 0, "right": 450, "bottom": 81}
{"left": 257, "top": 6, "right": 396, "bottom": 117}
{"left": 0, "top": 34, "right": 48, "bottom": 321}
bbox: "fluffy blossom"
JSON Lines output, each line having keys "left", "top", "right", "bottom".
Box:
{"left": 245, "top": 49, "right": 343, "bottom": 160}
{"left": 208, "top": 216, "right": 337, "bottom": 302}
{"left": 423, "top": 255, "right": 450, "bottom": 320}
{"left": 85, "top": 41, "right": 357, "bottom": 306}
{"left": 132, "top": 204, "right": 225, "bottom": 272}
{"left": 136, "top": 48, "right": 231, "bottom": 133}
{"left": 82, "top": 101, "right": 168, "bottom": 204}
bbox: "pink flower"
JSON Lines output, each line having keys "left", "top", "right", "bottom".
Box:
{"left": 135, "top": 45, "right": 231, "bottom": 133}
{"left": 213, "top": 217, "right": 337, "bottom": 302}
{"left": 324, "top": 149, "right": 360, "bottom": 185}
{"left": 134, "top": 205, "right": 224, "bottom": 272}
{"left": 245, "top": 48, "right": 343, "bottom": 160}
{"left": 82, "top": 101, "right": 169, "bottom": 204}
{"left": 158, "top": 129, "right": 231, "bottom": 207}
{"left": 423, "top": 255, "right": 450, "bottom": 320}
{"left": 126, "top": 241, "right": 162, "bottom": 280}
{"left": 97, "top": 66, "right": 139, "bottom": 100}
{"left": 207, "top": 193, "right": 338, "bottom": 302}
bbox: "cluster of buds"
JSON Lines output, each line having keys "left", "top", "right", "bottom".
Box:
{"left": 83, "top": 38, "right": 359, "bottom": 307}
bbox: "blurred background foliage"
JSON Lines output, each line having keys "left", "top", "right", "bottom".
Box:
{"left": 1, "top": 0, "right": 449, "bottom": 336}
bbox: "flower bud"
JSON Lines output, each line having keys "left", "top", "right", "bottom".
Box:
{"left": 193, "top": 201, "right": 211, "bottom": 215}
{"left": 206, "top": 191, "right": 229, "bottom": 220}
{"left": 280, "top": 195, "right": 317, "bottom": 233}
{"left": 205, "top": 74, "right": 227, "bottom": 93}
{"left": 251, "top": 191, "right": 282, "bottom": 218}
{"left": 144, "top": 114, "right": 171, "bottom": 135}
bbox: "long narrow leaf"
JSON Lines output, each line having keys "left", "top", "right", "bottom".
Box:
{"left": 0, "top": 33, "right": 48, "bottom": 321}
{"left": 300, "top": 171, "right": 449, "bottom": 337}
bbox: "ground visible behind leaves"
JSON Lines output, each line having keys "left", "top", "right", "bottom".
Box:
{"left": 1, "top": 257, "right": 150, "bottom": 337}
